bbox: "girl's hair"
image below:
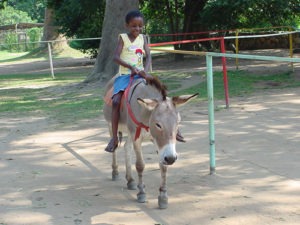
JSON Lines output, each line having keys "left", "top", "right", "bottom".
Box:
{"left": 125, "top": 10, "right": 144, "bottom": 24}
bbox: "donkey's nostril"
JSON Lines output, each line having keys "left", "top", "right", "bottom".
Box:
{"left": 164, "top": 156, "right": 176, "bottom": 165}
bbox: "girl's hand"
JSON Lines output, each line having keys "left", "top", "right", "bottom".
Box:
{"left": 138, "top": 70, "right": 153, "bottom": 83}
{"left": 138, "top": 70, "right": 153, "bottom": 79}
{"left": 130, "top": 66, "right": 140, "bottom": 76}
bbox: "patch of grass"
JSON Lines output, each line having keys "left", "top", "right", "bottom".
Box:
{"left": 0, "top": 73, "right": 102, "bottom": 123}
{"left": 161, "top": 70, "right": 300, "bottom": 100}
{"left": 48, "top": 97, "right": 103, "bottom": 124}
{"left": 1, "top": 70, "right": 299, "bottom": 125}
{"left": 155, "top": 71, "right": 190, "bottom": 91}
{"left": 0, "top": 50, "right": 29, "bottom": 61}
{"left": 0, "top": 73, "right": 87, "bottom": 88}
{"left": 0, "top": 46, "right": 87, "bottom": 63}
{"left": 0, "top": 48, "right": 49, "bottom": 63}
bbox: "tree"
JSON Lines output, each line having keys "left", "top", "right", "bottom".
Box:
{"left": 141, "top": 0, "right": 208, "bottom": 49}
{"left": 142, "top": 0, "right": 300, "bottom": 51}
{"left": 0, "top": 5, "right": 35, "bottom": 25}
{"left": 52, "top": 0, "right": 105, "bottom": 57}
{"left": 201, "top": 0, "right": 300, "bottom": 29}
{"left": 85, "top": 0, "right": 139, "bottom": 82}
{"left": 41, "top": 0, "right": 299, "bottom": 59}
{"left": 5, "top": 0, "right": 45, "bottom": 22}
{"left": 0, "top": 0, "right": 7, "bottom": 9}
{"left": 174, "top": 0, "right": 208, "bottom": 52}
{"left": 40, "top": 1, "right": 66, "bottom": 51}
{"left": 140, "top": 0, "right": 210, "bottom": 55}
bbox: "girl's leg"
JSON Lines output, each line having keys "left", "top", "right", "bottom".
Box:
{"left": 105, "top": 92, "right": 123, "bottom": 152}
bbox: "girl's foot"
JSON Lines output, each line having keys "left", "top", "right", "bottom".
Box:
{"left": 176, "top": 130, "right": 186, "bottom": 142}
{"left": 105, "top": 138, "right": 119, "bottom": 152}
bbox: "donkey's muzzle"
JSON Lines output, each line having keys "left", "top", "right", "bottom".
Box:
{"left": 164, "top": 155, "right": 177, "bottom": 165}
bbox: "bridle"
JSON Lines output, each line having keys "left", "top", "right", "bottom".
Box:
{"left": 124, "top": 76, "right": 149, "bottom": 140}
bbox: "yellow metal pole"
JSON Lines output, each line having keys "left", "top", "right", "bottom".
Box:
{"left": 235, "top": 30, "right": 239, "bottom": 70}
{"left": 288, "top": 27, "right": 294, "bottom": 70}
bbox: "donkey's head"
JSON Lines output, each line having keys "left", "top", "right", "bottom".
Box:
{"left": 137, "top": 94, "right": 198, "bottom": 165}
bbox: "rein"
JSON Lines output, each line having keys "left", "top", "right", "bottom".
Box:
{"left": 124, "top": 76, "right": 149, "bottom": 140}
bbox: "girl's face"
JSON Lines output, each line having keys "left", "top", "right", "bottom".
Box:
{"left": 126, "top": 17, "right": 144, "bottom": 38}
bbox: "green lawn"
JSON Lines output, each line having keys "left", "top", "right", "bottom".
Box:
{"left": 0, "top": 50, "right": 29, "bottom": 61}
{"left": 0, "top": 73, "right": 103, "bottom": 123}
{"left": 1, "top": 70, "right": 299, "bottom": 125}
{"left": 0, "top": 46, "right": 87, "bottom": 63}
{"left": 160, "top": 70, "right": 300, "bottom": 100}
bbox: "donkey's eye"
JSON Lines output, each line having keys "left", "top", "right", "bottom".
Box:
{"left": 155, "top": 123, "right": 162, "bottom": 129}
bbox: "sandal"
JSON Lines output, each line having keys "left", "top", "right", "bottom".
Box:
{"left": 176, "top": 130, "right": 186, "bottom": 143}
{"left": 105, "top": 138, "right": 119, "bottom": 153}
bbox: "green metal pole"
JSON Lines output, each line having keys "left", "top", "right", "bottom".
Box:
{"left": 206, "top": 54, "right": 216, "bottom": 174}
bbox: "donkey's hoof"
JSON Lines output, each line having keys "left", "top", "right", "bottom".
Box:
{"left": 112, "top": 172, "right": 119, "bottom": 181}
{"left": 137, "top": 193, "right": 146, "bottom": 203}
{"left": 158, "top": 195, "right": 168, "bottom": 209}
{"left": 127, "top": 180, "right": 137, "bottom": 190}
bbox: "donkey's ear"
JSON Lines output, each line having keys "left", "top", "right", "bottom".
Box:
{"left": 137, "top": 98, "right": 159, "bottom": 111}
{"left": 172, "top": 93, "right": 198, "bottom": 107}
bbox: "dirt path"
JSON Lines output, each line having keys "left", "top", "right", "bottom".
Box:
{"left": 0, "top": 89, "right": 300, "bottom": 225}
{"left": 0, "top": 50, "right": 300, "bottom": 225}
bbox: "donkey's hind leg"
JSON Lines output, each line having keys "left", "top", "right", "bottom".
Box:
{"left": 124, "top": 137, "right": 136, "bottom": 190}
{"left": 111, "top": 132, "right": 123, "bottom": 180}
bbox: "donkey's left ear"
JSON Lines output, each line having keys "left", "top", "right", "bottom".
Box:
{"left": 172, "top": 93, "right": 198, "bottom": 107}
{"left": 137, "top": 98, "right": 159, "bottom": 111}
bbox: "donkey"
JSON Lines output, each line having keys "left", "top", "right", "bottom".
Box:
{"left": 103, "top": 76, "right": 198, "bottom": 209}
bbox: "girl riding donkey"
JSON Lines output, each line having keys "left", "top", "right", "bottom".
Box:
{"left": 105, "top": 10, "right": 185, "bottom": 153}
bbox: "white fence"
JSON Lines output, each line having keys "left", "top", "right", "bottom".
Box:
{"left": 0, "top": 37, "right": 101, "bottom": 78}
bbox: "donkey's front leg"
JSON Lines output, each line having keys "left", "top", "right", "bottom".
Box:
{"left": 158, "top": 163, "right": 168, "bottom": 209}
{"left": 133, "top": 140, "right": 146, "bottom": 203}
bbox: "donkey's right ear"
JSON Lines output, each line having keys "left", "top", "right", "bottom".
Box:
{"left": 137, "top": 98, "right": 158, "bottom": 111}
{"left": 172, "top": 93, "right": 198, "bottom": 107}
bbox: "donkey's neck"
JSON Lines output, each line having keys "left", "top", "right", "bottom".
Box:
{"left": 128, "top": 80, "right": 164, "bottom": 125}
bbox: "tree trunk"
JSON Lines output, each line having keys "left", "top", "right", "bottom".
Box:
{"left": 85, "top": 0, "right": 139, "bottom": 83}
{"left": 181, "top": 0, "right": 208, "bottom": 51}
{"left": 41, "top": 6, "right": 66, "bottom": 51}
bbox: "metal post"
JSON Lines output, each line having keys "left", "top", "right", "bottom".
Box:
{"left": 206, "top": 54, "right": 216, "bottom": 174}
{"left": 147, "top": 35, "right": 153, "bottom": 73}
{"left": 47, "top": 42, "right": 55, "bottom": 79}
{"left": 288, "top": 27, "right": 294, "bottom": 71}
{"left": 220, "top": 38, "right": 229, "bottom": 108}
{"left": 235, "top": 30, "right": 239, "bottom": 70}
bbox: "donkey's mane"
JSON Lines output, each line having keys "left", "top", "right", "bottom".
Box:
{"left": 148, "top": 76, "right": 167, "bottom": 100}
